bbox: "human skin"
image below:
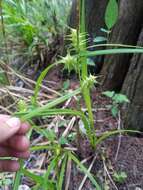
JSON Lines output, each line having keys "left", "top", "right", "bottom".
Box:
{"left": 0, "top": 115, "right": 30, "bottom": 172}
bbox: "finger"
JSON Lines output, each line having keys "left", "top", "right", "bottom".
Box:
{"left": 0, "top": 117, "right": 21, "bottom": 143}
{"left": 0, "top": 115, "right": 30, "bottom": 135}
{"left": 7, "top": 135, "right": 30, "bottom": 152}
{"left": 0, "top": 160, "right": 19, "bottom": 172}
{"left": 0, "top": 146, "right": 30, "bottom": 158}
{"left": 0, "top": 114, "right": 10, "bottom": 122}
{"left": 11, "top": 150, "right": 30, "bottom": 159}
{"left": 17, "top": 122, "right": 30, "bottom": 135}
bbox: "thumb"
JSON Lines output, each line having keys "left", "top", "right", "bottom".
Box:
{"left": 0, "top": 117, "right": 21, "bottom": 143}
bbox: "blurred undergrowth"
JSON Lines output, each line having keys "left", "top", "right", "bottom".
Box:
{"left": 0, "top": 0, "right": 71, "bottom": 60}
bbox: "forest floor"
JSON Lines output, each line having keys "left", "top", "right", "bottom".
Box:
{"left": 1, "top": 56, "right": 143, "bottom": 190}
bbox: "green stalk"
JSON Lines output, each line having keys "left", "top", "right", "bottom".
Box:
{"left": 13, "top": 159, "right": 24, "bottom": 190}
{"left": 79, "top": 0, "right": 87, "bottom": 79}
{"left": 79, "top": 0, "right": 96, "bottom": 147}
{"left": 0, "top": 0, "right": 10, "bottom": 85}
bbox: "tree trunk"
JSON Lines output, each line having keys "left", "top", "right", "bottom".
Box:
{"left": 101, "top": 0, "right": 143, "bottom": 91}
{"left": 68, "top": 0, "right": 108, "bottom": 37}
{"left": 121, "top": 28, "right": 143, "bottom": 131}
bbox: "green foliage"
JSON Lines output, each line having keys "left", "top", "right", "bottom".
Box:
{"left": 113, "top": 94, "right": 130, "bottom": 104}
{"left": 93, "top": 36, "right": 107, "bottom": 43}
{"left": 59, "top": 136, "right": 69, "bottom": 145}
{"left": 62, "top": 80, "right": 70, "bottom": 91}
{"left": 105, "top": 0, "right": 118, "bottom": 29}
{"left": 1, "top": 0, "right": 71, "bottom": 53}
{"left": 113, "top": 171, "right": 127, "bottom": 184}
{"left": 102, "top": 91, "right": 130, "bottom": 117}
{"left": 0, "top": 176, "right": 12, "bottom": 188}
{"left": 102, "top": 91, "right": 115, "bottom": 98}
{"left": 102, "top": 91, "right": 130, "bottom": 104}
{"left": 0, "top": 69, "right": 9, "bottom": 85}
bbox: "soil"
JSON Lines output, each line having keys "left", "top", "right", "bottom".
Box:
{"left": 108, "top": 136, "right": 143, "bottom": 190}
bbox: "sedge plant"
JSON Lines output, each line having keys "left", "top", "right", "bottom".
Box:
{"left": 13, "top": 86, "right": 102, "bottom": 189}
{"left": 11, "top": 0, "right": 143, "bottom": 189}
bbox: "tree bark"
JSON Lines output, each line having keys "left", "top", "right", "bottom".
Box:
{"left": 101, "top": 0, "right": 143, "bottom": 91}
{"left": 68, "top": 0, "right": 108, "bottom": 37}
{"left": 122, "top": 28, "right": 143, "bottom": 131}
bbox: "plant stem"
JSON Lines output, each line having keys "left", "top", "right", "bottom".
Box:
{"left": 13, "top": 159, "right": 24, "bottom": 190}
{"left": 79, "top": 0, "right": 96, "bottom": 147}
{"left": 0, "top": 0, "right": 10, "bottom": 85}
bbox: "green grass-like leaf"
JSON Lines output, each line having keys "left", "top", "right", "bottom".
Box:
{"left": 81, "top": 48, "right": 143, "bottom": 57}
{"left": 69, "top": 152, "right": 101, "bottom": 190}
{"left": 57, "top": 154, "right": 68, "bottom": 190}
{"left": 32, "top": 62, "right": 60, "bottom": 105}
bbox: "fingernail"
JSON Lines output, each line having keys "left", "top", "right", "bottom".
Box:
{"left": 6, "top": 117, "right": 21, "bottom": 128}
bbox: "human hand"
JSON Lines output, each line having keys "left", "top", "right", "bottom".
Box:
{"left": 0, "top": 115, "right": 30, "bottom": 172}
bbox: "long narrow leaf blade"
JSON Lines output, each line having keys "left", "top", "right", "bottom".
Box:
{"left": 69, "top": 152, "right": 101, "bottom": 190}
{"left": 81, "top": 48, "right": 143, "bottom": 57}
